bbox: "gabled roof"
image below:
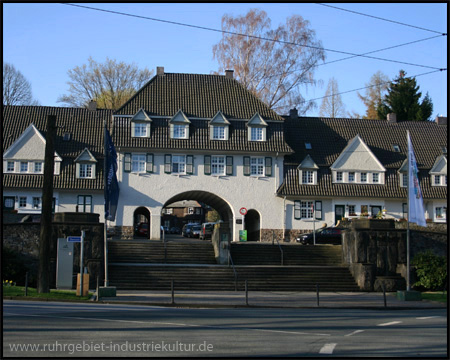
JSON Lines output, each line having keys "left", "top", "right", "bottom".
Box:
{"left": 209, "top": 111, "right": 230, "bottom": 126}
{"left": 297, "top": 154, "right": 319, "bottom": 170}
{"left": 74, "top": 148, "right": 97, "bottom": 163}
{"left": 131, "top": 108, "right": 152, "bottom": 122}
{"left": 429, "top": 155, "right": 447, "bottom": 174}
{"left": 247, "top": 113, "right": 268, "bottom": 127}
{"left": 115, "top": 72, "right": 284, "bottom": 121}
{"left": 169, "top": 109, "right": 191, "bottom": 124}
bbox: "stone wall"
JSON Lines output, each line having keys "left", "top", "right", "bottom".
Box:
{"left": 3, "top": 219, "right": 104, "bottom": 290}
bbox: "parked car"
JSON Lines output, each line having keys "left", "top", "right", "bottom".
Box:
{"left": 296, "top": 227, "right": 342, "bottom": 245}
{"left": 182, "top": 224, "right": 195, "bottom": 237}
{"left": 189, "top": 225, "right": 202, "bottom": 238}
{"left": 169, "top": 226, "right": 181, "bottom": 234}
{"left": 136, "top": 223, "right": 149, "bottom": 237}
{"left": 199, "top": 222, "right": 215, "bottom": 240}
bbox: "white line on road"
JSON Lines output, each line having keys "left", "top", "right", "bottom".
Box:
{"left": 416, "top": 316, "right": 442, "bottom": 320}
{"left": 377, "top": 321, "right": 402, "bottom": 327}
{"left": 319, "top": 343, "right": 337, "bottom": 354}
{"left": 344, "top": 330, "right": 365, "bottom": 337}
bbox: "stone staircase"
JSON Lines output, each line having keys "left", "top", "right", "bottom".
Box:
{"left": 108, "top": 240, "right": 359, "bottom": 291}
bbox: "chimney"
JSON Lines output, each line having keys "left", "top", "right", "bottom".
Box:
{"left": 387, "top": 113, "right": 397, "bottom": 123}
{"left": 157, "top": 66, "right": 164, "bottom": 76}
{"left": 289, "top": 108, "right": 298, "bottom": 120}
{"left": 225, "top": 69, "right": 234, "bottom": 79}
{"left": 435, "top": 116, "right": 447, "bottom": 125}
{"left": 88, "top": 100, "right": 97, "bottom": 111}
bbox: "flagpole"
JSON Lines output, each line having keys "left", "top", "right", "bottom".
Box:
{"left": 104, "top": 119, "right": 109, "bottom": 287}
{"left": 406, "top": 132, "right": 411, "bottom": 291}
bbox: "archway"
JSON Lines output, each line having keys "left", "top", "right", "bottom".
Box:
{"left": 134, "top": 207, "right": 151, "bottom": 239}
{"left": 245, "top": 209, "right": 261, "bottom": 242}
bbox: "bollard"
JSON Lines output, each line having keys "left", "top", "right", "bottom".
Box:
{"left": 316, "top": 284, "right": 320, "bottom": 307}
{"left": 25, "top": 272, "right": 29, "bottom": 297}
{"left": 245, "top": 280, "right": 249, "bottom": 306}
{"left": 171, "top": 280, "right": 175, "bottom": 305}
{"left": 96, "top": 276, "right": 99, "bottom": 302}
{"left": 382, "top": 283, "right": 387, "bottom": 308}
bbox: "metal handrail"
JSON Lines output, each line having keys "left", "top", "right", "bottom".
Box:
{"left": 273, "top": 230, "right": 284, "bottom": 266}
{"left": 228, "top": 248, "right": 238, "bottom": 291}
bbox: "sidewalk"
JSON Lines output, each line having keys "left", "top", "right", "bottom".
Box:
{"left": 99, "top": 290, "right": 447, "bottom": 309}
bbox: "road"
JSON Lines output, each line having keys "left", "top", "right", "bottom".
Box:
{"left": 3, "top": 300, "right": 447, "bottom": 357}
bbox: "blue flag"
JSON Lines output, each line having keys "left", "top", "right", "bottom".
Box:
{"left": 407, "top": 131, "right": 426, "bottom": 227}
{"left": 104, "top": 128, "right": 119, "bottom": 221}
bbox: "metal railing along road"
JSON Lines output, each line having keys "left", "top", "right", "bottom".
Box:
{"left": 272, "top": 231, "right": 284, "bottom": 266}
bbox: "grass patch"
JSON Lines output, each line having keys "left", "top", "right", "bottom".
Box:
{"left": 421, "top": 291, "right": 447, "bottom": 303}
{"left": 3, "top": 285, "right": 92, "bottom": 301}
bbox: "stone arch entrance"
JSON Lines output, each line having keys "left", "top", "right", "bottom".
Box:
{"left": 134, "top": 207, "right": 151, "bottom": 239}
{"left": 245, "top": 209, "right": 261, "bottom": 242}
{"left": 163, "top": 190, "right": 234, "bottom": 240}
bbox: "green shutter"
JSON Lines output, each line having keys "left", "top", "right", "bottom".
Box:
{"left": 315, "top": 200, "right": 322, "bottom": 220}
{"left": 226, "top": 156, "right": 233, "bottom": 176}
{"left": 265, "top": 157, "right": 272, "bottom": 177}
{"left": 186, "top": 155, "right": 194, "bottom": 174}
{"left": 294, "top": 200, "right": 301, "bottom": 220}
{"left": 124, "top": 153, "right": 132, "bottom": 172}
{"left": 146, "top": 153, "right": 153, "bottom": 173}
{"left": 204, "top": 155, "right": 211, "bottom": 175}
{"left": 243, "top": 156, "right": 250, "bottom": 176}
{"left": 164, "top": 154, "right": 172, "bottom": 174}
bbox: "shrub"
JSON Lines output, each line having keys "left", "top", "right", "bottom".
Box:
{"left": 412, "top": 250, "right": 447, "bottom": 291}
{"left": 2, "top": 246, "right": 38, "bottom": 287}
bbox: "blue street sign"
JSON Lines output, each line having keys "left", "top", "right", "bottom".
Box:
{"left": 67, "top": 236, "right": 81, "bottom": 243}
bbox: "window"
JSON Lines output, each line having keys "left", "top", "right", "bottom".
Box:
{"left": 436, "top": 207, "right": 446, "bottom": 220}
{"left": 251, "top": 127, "right": 263, "bottom": 141}
{"left": 19, "top": 197, "right": 27, "bottom": 208}
{"left": 20, "top": 162, "right": 28, "bottom": 173}
{"left": 348, "top": 172, "right": 355, "bottom": 182}
{"left": 305, "top": 142, "right": 312, "bottom": 150}
{"left": 134, "top": 123, "right": 147, "bottom": 137}
{"left": 7, "top": 161, "right": 15, "bottom": 172}
{"left": 211, "top": 156, "right": 226, "bottom": 176}
{"left": 348, "top": 205, "right": 356, "bottom": 216}
{"left": 34, "top": 162, "right": 43, "bottom": 173}
{"left": 213, "top": 126, "right": 226, "bottom": 140}
{"left": 393, "top": 144, "right": 401, "bottom": 152}
{"left": 250, "top": 157, "right": 264, "bottom": 176}
{"left": 336, "top": 171, "right": 343, "bottom": 182}
{"left": 361, "top": 205, "right": 368, "bottom": 217}
{"left": 32, "top": 197, "right": 41, "bottom": 209}
{"left": 302, "top": 170, "right": 314, "bottom": 184}
{"left": 79, "top": 164, "right": 93, "bottom": 178}
{"left": 4, "top": 197, "right": 15, "bottom": 210}
{"left": 188, "top": 207, "right": 194, "bottom": 215}
{"left": 434, "top": 175, "right": 440, "bottom": 185}
{"left": 402, "top": 173, "right": 408, "bottom": 187}
{"left": 164, "top": 208, "right": 173, "bottom": 215}
{"left": 132, "top": 154, "right": 146, "bottom": 173}
{"left": 172, "top": 155, "right": 186, "bottom": 174}
{"left": 173, "top": 124, "right": 187, "bottom": 139}
{"left": 301, "top": 201, "right": 314, "bottom": 219}
{"left": 372, "top": 173, "right": 379, "bottom": 183}
{"left": 77, "top": 195, "right": 92, "bottom": 213}
{"left": 360, "top": 172, "right": 367, "bottom": 183}
{"left": 402, "top": 203, "right": 408, "bottom": 219}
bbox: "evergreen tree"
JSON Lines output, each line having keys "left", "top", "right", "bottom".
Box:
{"left": 377, "top": 70, "right": 433, "bottom": 121}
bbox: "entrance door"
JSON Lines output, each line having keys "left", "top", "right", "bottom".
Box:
{"left": 245, "top": 209, "right": 260, "bottom": 241}
{"left": 371, "top": 206, "right": 382, "bottom": 217}
{"left": 335, "top": 205, "right": 345, "bottom": 225}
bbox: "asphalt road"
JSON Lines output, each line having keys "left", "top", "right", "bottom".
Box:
{"left": 3, "top": 300, "right": 447, "bottom": 357}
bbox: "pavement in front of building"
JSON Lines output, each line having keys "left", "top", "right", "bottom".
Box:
{"left": 99, "top": 290, "right": 447, "bottom": 309}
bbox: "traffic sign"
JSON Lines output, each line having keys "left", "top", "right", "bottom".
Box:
{"left": 67, "top": 236, "right": 81, "bottom": 243}
{"left": 239, "top": 207, "right": 247, "bottom": 216}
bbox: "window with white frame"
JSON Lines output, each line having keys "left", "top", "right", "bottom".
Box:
{"left": 212, "top": 126, "right": 226, "bottom": 140}
{"left": 336, "top": 171, "right": 343, "bottom": 182}
{"left": 188, "top": 207, "right": 194, "bottom": 215}
{"left": 348, "top": 205, "right": 356, "bottom": 216}
{"left": 402, "top": 173, "right": 408, "bottom": 187}
{"left": 7, "top": 161, "right": 15, "bottom": 172}
{"left": 250, "top": 127, "right": 264, "bottom": 141}
{"left": 32, "top": 197, "right": 41, "bottom": 209}
{"left": 79, "top": 163, "right": 93, "bottom": 178}
{"left": 34, "top": 162, "right": 43, "bottom": 173}
{"left": 360, "top": 172, "right": 367, "bottom": 183}
{"left": 172, "top": 155, "right": 186, "bottom": 174}
{"left": 348, "top": 172, "right": 355, "bottom": 182}
{"left": 301, "top": 200, "right": 314, "bottom": 219}
{"left": 302, "top": 170, "right": 314, "bottom": 184}
{"left": 436, "top": 207, "right": 446, "bottom": 220}
{"left": 164, "top": 208, "right": 173, "bottom": 215}
{"left": 77, "top": 195, "right": 92, "bottom": 213}
{"left": 250, "top": 157, "right": 264, "bottom": 176}
{"left": 20, "top": 162, "right": 28, "bottom": 173}
{"left": 19, "top": 197, "right": 27, "bottom": 208}
{"left": 133, "top": 123, "right": 148, "bottom": 137}
{"left": 4, "top": 197, "right": 15, "bottom": 209}
{"left": 173, "top": 124, "right": 187, "bottom": 139}
{"left": 372, "top": 173, "right": 379, "bottom": 183}
{"left": 132, "top": 154, "right": 146, "bottom": 173}
{"left": 211, "top": 156, "right": 226, "bottom": 176}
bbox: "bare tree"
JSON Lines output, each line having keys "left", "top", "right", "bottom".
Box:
{"left": 213, "top": 9, "right": 325, "bottom": 115}
{"left": 357, "top": 71, "right": 390, "bottom": 119}
{"left": 319, "top": 78, "right": 346, "bottom": 118}
{"left": 58, "top": 57, "right": 154, "bottom": 110}
{"left": 3, "top": 62, "right": 39, "bottom": 105}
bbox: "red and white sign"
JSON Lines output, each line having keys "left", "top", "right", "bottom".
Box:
{"left": 239, "top": 207, "right": 247, "bottom": 216}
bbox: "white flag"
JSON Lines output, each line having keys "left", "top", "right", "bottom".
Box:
{"left": 407, "top": 131, "right": 426, "bottom": 227}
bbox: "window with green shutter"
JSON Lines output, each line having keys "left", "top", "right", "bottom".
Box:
{"left": 186, "top": 155, "right": 194, "bottom": 175}
{"left": 204, "top": 155, "right": 211, "bottom": 175}
{"left": 146, "top": 154, "right": 154, "bottom": 173}
{"left": 265, "top": 157, "right": 272, "bottom": 177}
{"left": 124, "top": 153, "right": 132, "bottom": 172}
{"left": 243, "top": 156, "right": 250, "bottom": 176}
{"left": 164, "top": 154, "right": 172, "bottom": 174}
{"left": 226, "top": 156, "right": 233, "bottom": 176}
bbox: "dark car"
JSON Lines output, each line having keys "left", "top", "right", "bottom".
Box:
{"left": 182, "top": 224, "right": 195, "bottom": 237}
{"left": 136, "top": 223, "right": 149, "bottom": 237}
{"left": 169, "top": 227, "right": 181, "bottom": 234}
{"left": 296, "top": 227, "right": 342, "bottom": 245}
{"left": 189, "top": 225, "right": 202, "bottom": 238}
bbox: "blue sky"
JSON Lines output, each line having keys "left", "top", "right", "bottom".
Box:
{"left": 3, "top": 2, "right": 447, "bottom": 117}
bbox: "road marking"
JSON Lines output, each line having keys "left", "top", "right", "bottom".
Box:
{"left": 416, "top": 316, "right": 441, "bottom": 320}
{"left": 345, "top": 330, "right": 365, "bottom": 337}
{"left": 5, "top": 312, "right": 330, "bottom": 337}
{"left": 377, "top": 321, "right": 402, "bottom": 326}
{"left": 319, "top": 343, "right": 337, "bottom": 354}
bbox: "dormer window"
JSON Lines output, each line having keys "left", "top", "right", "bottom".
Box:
{"left": 131, "top": 109, "right": 152, "bottom": 138}
{"left": 247, "top": 113, "right": 268, "bottom": 142}
{"left": 209, "top": 111, "right": 230, "bottom": 140}
{"left": 305, "top": 142, "right": 312, "bottom": 150}
{"left": 134, "top": 123, "right": 148, "bottom": 137}
{"left": 169, "top": 110, "right": 190, "bottom": 139}
{"left": 75, "top": 148, "right": 97, "bottom": 179}
{"left": 392, "top": 144, "right": 401, "bottom": 152}
{"left": 302, "top": 170, "right": 314, "bottom": 184}
{"left": 298, "top": 155, "right": 318, "bottom": 185}
{"left": 213, "top": 126, "right": 226, "bottom": 140}
{"left": 429, "top": 155, "right": 447, "bottom": 186}
{"left": 79, "top": 164, "right": 93, "bottom": 178}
